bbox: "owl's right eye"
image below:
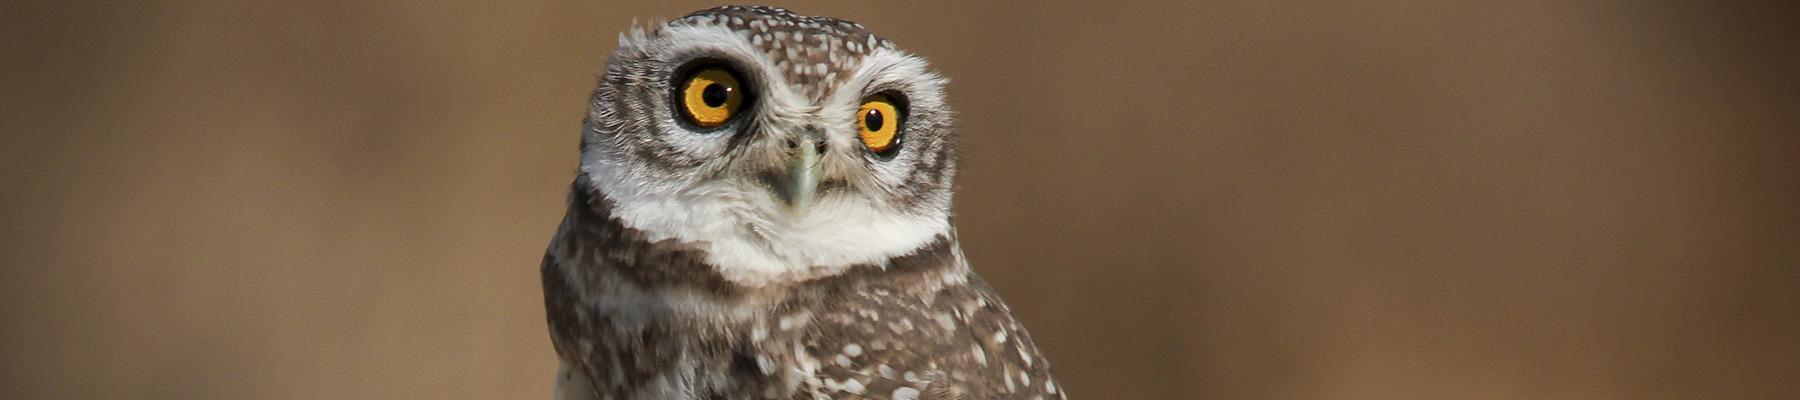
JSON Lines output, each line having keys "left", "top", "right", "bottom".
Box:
{"left": 676, "top": 65, "right": 747, "bottom": 129}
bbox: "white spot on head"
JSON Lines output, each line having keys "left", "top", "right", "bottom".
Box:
{"left": 843, "top": 343, "right": 862, "bottom": 356}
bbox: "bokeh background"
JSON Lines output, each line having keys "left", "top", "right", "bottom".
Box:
{"left": 4, "top": 1, "right": 1798, "bottom": 398}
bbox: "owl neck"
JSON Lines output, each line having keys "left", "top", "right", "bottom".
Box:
{"left": 549, "top": 176, "right": 969, "bottom": 297}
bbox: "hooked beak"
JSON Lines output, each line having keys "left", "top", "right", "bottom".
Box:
{"left": 774, "top": 138, "right": 822, "bottom": 211}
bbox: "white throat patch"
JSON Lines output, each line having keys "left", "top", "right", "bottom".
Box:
{"left": 580, "top": 165, "right": 949, "bottom": 287}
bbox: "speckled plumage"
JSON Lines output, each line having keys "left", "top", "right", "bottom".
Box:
{"left": 672, "top": 6, "right": 890, "bottom": 96}
{"left": 543, "top": 6, "right": 1062, "bottom": 399}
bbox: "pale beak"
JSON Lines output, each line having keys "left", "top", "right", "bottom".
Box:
{"left": 777, "top": 138, "right": 822, "bottom": 211}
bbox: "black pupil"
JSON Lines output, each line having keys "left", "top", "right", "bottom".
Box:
{"left": 701, "top": 83, "right": 729, "bottom": 108}
{"left": 864, "top": 108, "right": 885, "bottom": 132}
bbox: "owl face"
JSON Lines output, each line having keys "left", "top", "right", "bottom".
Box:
{"left": 579, "top": 6, "right": 957, "bottom": 285}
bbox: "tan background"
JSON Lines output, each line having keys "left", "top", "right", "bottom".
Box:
{"left": 4, "top": 1, "right": 1798, "bottom": 398}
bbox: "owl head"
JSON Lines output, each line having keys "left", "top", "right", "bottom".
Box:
{"left": 578, "top": 6, "right": 958, "bottom": 285}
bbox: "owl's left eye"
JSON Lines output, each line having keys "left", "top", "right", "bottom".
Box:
{"left": 857, "top": 93, "right": 905, "bottom": 157}
{"left": 676, "top": 65, "right": 747, "bottom": 129}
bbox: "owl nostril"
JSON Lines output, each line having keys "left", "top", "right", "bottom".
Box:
{"left": 782, "top": 138, "right": 827, "bottom": 155}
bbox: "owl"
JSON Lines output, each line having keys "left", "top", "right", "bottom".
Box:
{"left": 541, "top": 6, "right": 1063, "bottom": 400}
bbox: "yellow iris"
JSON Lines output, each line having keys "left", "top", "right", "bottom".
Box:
{"left": 679, "top": 67, "right": 743, "bottom": 128}
{"left": 857, "top": 94, "right": 900, "bottom": 153}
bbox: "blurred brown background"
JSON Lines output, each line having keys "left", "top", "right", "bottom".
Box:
{"left": 4, "top": 1, "right": 1798, "bottom": 399}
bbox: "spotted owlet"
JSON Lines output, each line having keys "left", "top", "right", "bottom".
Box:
{"left": 540, "top": 6, "right": 1064, "bottom": 399}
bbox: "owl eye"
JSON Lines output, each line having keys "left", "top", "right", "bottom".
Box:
{"left": 677, "top": 65, "right": 746, "bottom": 129}
{"left": 856, "top": 93, "right": 904, "bottom": 156}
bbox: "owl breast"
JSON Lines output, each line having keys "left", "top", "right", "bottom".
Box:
{"left": 543, "top": 181, "right": 1062, "bottom": 399}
